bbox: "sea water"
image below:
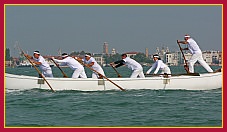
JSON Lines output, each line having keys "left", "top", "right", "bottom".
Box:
{"left": 5, "top": 66, "right": 222, "bottom": 127}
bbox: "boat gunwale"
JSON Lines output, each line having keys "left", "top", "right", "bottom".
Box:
{"left": 5, "top": 72, "right": 222, "bottom": 82}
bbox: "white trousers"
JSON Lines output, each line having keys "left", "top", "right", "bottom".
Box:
{"left": 160, "top": 67, "right": 171, "bottom": 74}
{"left": 92, "top": 69, "right": 105, "bottom": 79}
{"left": 72, "top": 68, "right": 87, "bottom": 78}
{"left": 188, "top": 53, "right": 213, "bottom": 73}
{"left": 130, "top": 69, "right": 145, "bottom": 78}
{"left": 42, "top": 69, "right": 53, "bottom": 77}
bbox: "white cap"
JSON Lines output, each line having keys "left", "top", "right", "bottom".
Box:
{"left": 33, "top": 51, "right": 40, "bottom": 54}
{"left": 61, "top": 53, "right": 68, "bottom": 58}
{"left": 85, "top": 54, "right": 91, "bottom": 57}
{"left": 184, "top": 35, "right": 190, "bottom": 38}
{"left": 153, "top": 54, "right": 160, "bottom": 58}
{"left": 62, "top": 54, "right": 68, "bottom": 58}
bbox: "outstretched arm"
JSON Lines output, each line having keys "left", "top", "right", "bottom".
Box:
{"left": 146, "top": 65, "right": 154, "bottom": 74}
{"left": 110, "top": 60, "right": 125, "bottom": 68}
{"left": 177, "top": 40, "right": 188, "bottom": 44}
{"left": 24, "top": 54, "right": 42, "bottom": 65}
{"left": 153, "top": 61, "right": 161, "bottom": 74}
{"left": 24, "top": 54, "right": 33, "bottom": 59}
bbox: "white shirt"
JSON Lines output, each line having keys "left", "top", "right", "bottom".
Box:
{"left": 146, "top": 60, "right": 168, "bottom": 74}
{"left": 53, "top": 57, "right": 84, "bottom": 70}
{"left": 83, "top": 57, "right": 103, "bottom": 71}
{"left": 33, "top": 55, "right": 51, "bottom": 71}
{"left": 123, "top": 57, "right": 143, "bottom": 71}
{"left": 187, "top": 38, "right": 202, "bottom": 54}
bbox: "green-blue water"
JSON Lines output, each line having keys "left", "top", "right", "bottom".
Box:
{"left": 5, "top": 66, "right": 222, "bottom": 127}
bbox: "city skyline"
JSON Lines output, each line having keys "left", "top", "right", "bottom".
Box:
{"left": 5, "top": 5, "right": 222, "bottom": 56}
{"left": 7, "top": 42, "right": 222, "bottom": 57}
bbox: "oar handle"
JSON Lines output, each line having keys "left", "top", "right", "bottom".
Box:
{"left": 110, "top": 65, "right": 122, "bottom": 77}
{"left": 177, "top": 42, "right": 190, "bottom": 74}
{"left": 51, "top": 58, "right": 68, "bottom": 78}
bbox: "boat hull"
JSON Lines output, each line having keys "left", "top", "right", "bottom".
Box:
{"left": 5, "top": 72, "right": 222, "bottom": 91}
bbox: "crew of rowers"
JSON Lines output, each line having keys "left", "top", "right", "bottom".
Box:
{"left": 24, "top": 34, "right": 214, "bottom": 78}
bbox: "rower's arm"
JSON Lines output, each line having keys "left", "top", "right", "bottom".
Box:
{"left": 114, "top": 60, "right": 125, "bottom": 68}
{"left": 177, "top": 40, "right": 188, "bottom": 44}
{"left": 24, "top": 54, "right": 33, "bottom": 59}
{"left": 33, "top": 61, "right": 42, "bottom": 65}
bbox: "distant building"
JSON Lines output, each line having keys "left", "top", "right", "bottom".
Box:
{"left": 123, "top": 51, "right": 139, "bottom": 58}
{"left": 111, "top": 48, "right": 116, "bottom": 55}
{"left": 103, "top": 42, "right": 108, "bottom": 55}
{"left": 93, "top": 53, "right": 105, "bottom": 66}
{"left": 155, "top": 46, "right": 169, "bottom": 61}
{"left": 166, "top": 52, "right": 180, "bottom": 66}
{"left": 145, "top": 48, "right": 149, "bottom": 58}
{"left": 202, "top": 51, "right": 212, "bottom": 65}
{"left": 165, "top": 52, "right": 179, "bottom": 66}
{"left": 218, "top": 51, "right": 222, "bottom": 66}
{"left": 203, "top": 50, "right": 222, "bottom": 66}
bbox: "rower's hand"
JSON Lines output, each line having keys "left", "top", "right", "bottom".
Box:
{"left": 177, "top": 40, "right": 180, "bottom": 43}
{"left": 98, "top": 74, "right": 103, "bottom": 78}
{"left": 31, "top": 61, "right": 36, "bottom": 65}
{"left": 51, "top": 57, "right": 55, "bottom": 60}
{"left": 84, "top": 64, "right": 90, "bottom": 67}
{"left": 24, "top": 54, "right": 29, "bottom": 57}
{"left": 110, "top": 62, "right": 115, "bottom": 67}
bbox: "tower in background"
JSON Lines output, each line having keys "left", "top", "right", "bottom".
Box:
{"left": 103, "top": 42, "right": 108, "bottom": 55}
{"left": 145, "top": 48, "right": 149, "bottom": 57}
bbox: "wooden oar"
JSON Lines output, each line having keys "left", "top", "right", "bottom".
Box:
{"left": 110, "top": 65, "right": 122, "bottom": 77}
{"left": 213, "top": 68, "right": 222, "bottom": 73}
{"left": 17, "top": 46, "right": 55, "bottom": 92}
{"left": 75, "top": 58, "right": 125, "bottom": 91}
{"left": 145, "top": 72, "right": 200, "bottom": 77}
{"left": 177, "top": 42, "right": 190, "bottom": 74}
{"left": 51, "top": 58, "right": 68, "bottom": 78}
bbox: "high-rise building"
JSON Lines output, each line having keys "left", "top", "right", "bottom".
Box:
{"left": 103, "top": 42, "right": 108, "bottom": 54}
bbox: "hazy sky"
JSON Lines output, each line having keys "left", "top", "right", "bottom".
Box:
{"left": 6, "top": 5, "right": 222, "bottom": 56}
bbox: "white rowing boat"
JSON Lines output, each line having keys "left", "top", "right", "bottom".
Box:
{"left": 5, "top": 70, "right": 222, "bottom": 91}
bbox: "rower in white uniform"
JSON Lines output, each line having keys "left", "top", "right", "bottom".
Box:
{"left": 146, "top": 54, "right": 171, "bottom": 75}
{"left": 110, "top": 54, "right": 145, "bottom": 78}
{"left": 52, "top": 53, "right": 87, "bottom": 78}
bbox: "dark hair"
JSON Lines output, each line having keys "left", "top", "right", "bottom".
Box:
{"left": 153, "top": 54, "right": 161, "bottom": 60}
{"left": 61, "top": 53, "right": 68, "bottom": 56}
{"left": 86, "top": 53, "right": 91, "bottom": 56}
{"left": 33, "top": 50, "right": 40, "bottom": 55}
{"left": 121, "top": 54, "right": 127, "bottom": 57}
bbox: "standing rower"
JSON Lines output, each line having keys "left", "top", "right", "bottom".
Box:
{"left": 177, "top": 34, "right": 213, "bottom": 73}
